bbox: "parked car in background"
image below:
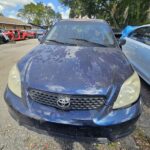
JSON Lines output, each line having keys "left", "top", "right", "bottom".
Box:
{"left": 2, "top": 30, "right": 14, "bottom": 40}
{"left": 4, "top": 30, "right": 28, "bottom": 41}
{"left": 121, "top": 24, "right": 150, "bottom": 85}
{"left": 26, "top": 30, "right": 36, "bottom": 39}
{"left": 31, "top": 29, "right": 47, "bottom": 38}
{"left": 12, "top": 30, "right": 28, "bottom": 41}
{"left": 0, "top": 32, "right": 9, "bottom": 44}
{"left": 4, "top": 19, "right": 142, "bottom": 142}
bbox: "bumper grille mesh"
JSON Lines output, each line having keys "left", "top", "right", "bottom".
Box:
{"left": 28, "top": 88, "right": 106, "bottom": 110}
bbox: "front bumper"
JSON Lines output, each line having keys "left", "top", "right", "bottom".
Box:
{"left": 4, "top": 88, "right": 142, "bottom": 142}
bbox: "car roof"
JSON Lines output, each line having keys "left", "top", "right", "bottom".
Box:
{"left": 138, "top": 24, "right": 150, "bottom": 28}
{"left": 60, "top": 19, "right": 107, "bottom": 24}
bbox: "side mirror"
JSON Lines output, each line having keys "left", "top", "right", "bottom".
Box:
{"left": 38, "top": 35, "right": 43, "bottom": 43}
{"left": 119, "top": 39, "right": 126, "bottom": 47}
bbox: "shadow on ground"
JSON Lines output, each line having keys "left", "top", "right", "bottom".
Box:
{"left": 53, "top": 137, "right": 99, "bottom": 150}
{"left": 140, "top": 78, "right": 150, "bottom": 107}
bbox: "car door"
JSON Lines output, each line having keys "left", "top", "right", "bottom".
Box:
{"left": 122, "top": 26, "right": 150, "bottom": 84}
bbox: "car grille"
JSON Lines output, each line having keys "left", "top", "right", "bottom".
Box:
{"left": 28, "top": 88, "right": 106, "bottom": 110}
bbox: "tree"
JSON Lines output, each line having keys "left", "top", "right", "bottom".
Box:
{"left": 59, "top": 0, "right": 150, "bottom": 28}
{"left": 113, "top": 0, "right": 150, "bottom": 27}
{"left": 17, "top": 2, "right": 62, "bottom": 26}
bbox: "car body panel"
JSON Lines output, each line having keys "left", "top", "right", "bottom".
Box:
{"left": 4, "top": 19, "right": 142, "bottom": 141}
{"left": 5, "top": 87, "right": 141, "bottom": 127}
{"left": 18, "top": 44, "right": 133, "bottom": 98}
{"left": 122, "top": 25, "right": 150, "bottom": 84}
{"left": 4, "top": 87, "right": 142, "bottom": 142}
{"left": 12, "top": 43, "right": 136, "bottom": 128}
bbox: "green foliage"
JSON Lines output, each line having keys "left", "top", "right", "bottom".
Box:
{"left": 115, "top": 0, "right": 150, "bottom": 27}
{"left": 59, "top": 0, "right": 150, "bottom": 28}
{"left": 17, "top": 2, "right": 62, "bottom": 26}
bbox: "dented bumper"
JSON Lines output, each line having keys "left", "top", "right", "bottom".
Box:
{"left": 4, "top": 88, "right": 142, "bottom": 142}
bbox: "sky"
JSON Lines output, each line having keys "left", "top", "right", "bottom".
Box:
{"left": 0, "top": 0, "right": 70, "bottom": 20}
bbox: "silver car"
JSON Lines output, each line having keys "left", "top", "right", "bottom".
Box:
{"left": 122, "top": 24, "right": 150, "bottom": 84}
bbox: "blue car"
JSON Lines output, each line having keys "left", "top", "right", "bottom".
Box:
{"left": 4, "top": 19, "right": 142, "bottom": 142}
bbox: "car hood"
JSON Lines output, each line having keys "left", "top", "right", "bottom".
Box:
{"left": 19, "top": 44, "right": 133, "bottom": 95}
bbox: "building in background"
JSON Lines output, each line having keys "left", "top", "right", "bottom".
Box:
{"left": 0, "top": 16, "right": 32, "bottom": 30}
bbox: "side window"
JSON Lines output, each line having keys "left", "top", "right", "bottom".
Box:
{"left": 129, "top": 27, "right": 150, "bottom": 46}
{"left": 143, "top": 27, "right": 150, "bottom": 46}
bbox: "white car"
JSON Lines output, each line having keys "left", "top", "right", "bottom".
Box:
{"left": 122, "top": 24, "right": 150, "bottom": 84}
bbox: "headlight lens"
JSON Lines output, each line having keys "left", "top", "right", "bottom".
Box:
{"left": 113, "top": 72, "right": 140, "bottom": 109}
{"left": 8, "top": 64, "right": 21, "bottom": 98}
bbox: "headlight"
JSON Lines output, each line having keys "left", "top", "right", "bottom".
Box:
{"left": 113, "top": 72, "right": 140, "bottom": 109}
{"left": 8, "top": 64, "right": 21, "bottom": 98}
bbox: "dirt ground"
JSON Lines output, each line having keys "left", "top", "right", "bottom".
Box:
{"left": 0, "top": 39, "right": 150, "bottom": 150}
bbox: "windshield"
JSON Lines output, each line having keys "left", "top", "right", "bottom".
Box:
{"left": 45, "top": 21, "right": 117, "bottom": 47}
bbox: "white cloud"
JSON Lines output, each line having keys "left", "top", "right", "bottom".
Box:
{"left": 0, "top": 5, "right": 4, "bottom": 11}
{"left": 0, "top": 0, "right": 35, "bottom": 8}
{"left": 47, "top": 2, "right": 55, "bottom": 11}
{"left": 8, "top": 11, "right": 28, "bottom": 22}
{"left": 0, "top": 0, "right": 35, "bottom": 20}
{"left": 0, "top": 0, "right": 70, "bottom": 20}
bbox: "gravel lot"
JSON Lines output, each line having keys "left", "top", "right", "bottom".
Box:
{"left": 0, "top": 39, "right": 150, "bottom": 150}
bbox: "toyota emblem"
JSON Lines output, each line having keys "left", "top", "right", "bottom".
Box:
{"left": 57, "top": 96, "right": 70, "bottom": 109}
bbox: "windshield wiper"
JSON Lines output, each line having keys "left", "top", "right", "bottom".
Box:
{"left": 45, "top": 39, "right": 76, "bottom": 46}
{"left": 70, "top": 38, "right": 108, "bottom": 47}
